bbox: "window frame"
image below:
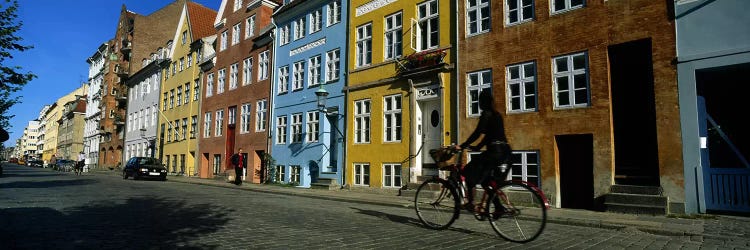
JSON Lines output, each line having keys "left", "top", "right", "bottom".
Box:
{"left": 308, "top": 55, "right": 321, "bottom": 87}
{"left": 354, "top": 163, "right": 370, "bottom": 186}
{"left": 509, "top": 150, "right": 541, "bottom": 187}
{"left": 467, "top": 0, "right": 491, "bottom": 36}
{"left": 276, "top": 116, "right": 287, "bottom": 144}
{"left": 382, "top": 163, "right": 402, "bottom": 188}
{"left": 290, "top": 113, "right": 303, "bottom": 143}
{"left": 292, "top": 61, "right": 305, "bottom": 91}
{"left": 240, "top": 103, "right": 251, "bottom": 134}
{"left": 325, "top": 49, "right": 340, "bottom": 82}
{"left": 506, "top": 61, "right": 537, "bottom": 113}
{"left": 551, "top": 0, "right": 584, "bottom": 14}
{"left": 383, "top": 94, "right": 402, "bottom": 142}
{"left": 243, "top": 57, "right": 253, "bottom": 86}
{"left": 354, "top": 99, "right": 371, "bottom": 144}
{"left": 215, "top": 109, "right": 224, "bottom": 137}
{"left": 466, "top": 69, "right": 492, "bottom": 117}
{"left": 306, "top": 111, "right": 319, "bottom": 143}
{"left": 417, "top": 0, "right": 440, "bottom": 51}
{"left": 384, "top": 12, "right": 403, "bottom": 60}
{"left": 278, "top": 66, "right": 289, "bottom": 94}
{"left": 505, "top": 0, "right": 534, "bottom": 26}
{"left": 356, "top": 23, "right": 372, "bottom": 68}
{"left": 552, "top": 51, "right": 589, "bottom": 109}
{"left": 256, "top": 99, "right": 267, "bottom": 132}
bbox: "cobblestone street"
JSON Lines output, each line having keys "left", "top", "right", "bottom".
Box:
{"left": 1, "top": 165, "right": 747, "bottom": 249}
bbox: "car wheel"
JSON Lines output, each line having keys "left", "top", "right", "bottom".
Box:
{"left": 122, "top": 171, "right": 128, "bottom": 179}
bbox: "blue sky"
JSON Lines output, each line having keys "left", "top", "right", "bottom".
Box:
{"left": 5, "top": 0, "right": 221, "bottom": 146}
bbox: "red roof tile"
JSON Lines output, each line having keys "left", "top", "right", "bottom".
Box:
{"left": 187, "top": 1, "right": 218, "bottom": 40}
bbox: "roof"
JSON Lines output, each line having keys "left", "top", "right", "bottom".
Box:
{"left": 187, "top": 1, "right": 218, "bottom": 40}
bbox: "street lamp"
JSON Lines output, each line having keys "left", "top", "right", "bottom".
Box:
{"left": 315, "top": 85, "right": 329, "bottom": 113}
{"left": 140, "top": 128, "right": 155, "bottom": 158}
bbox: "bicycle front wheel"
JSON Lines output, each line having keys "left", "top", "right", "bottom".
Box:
{"left": 487, "top": 182, "right": 547, "bottom": 243}
{"left": 414, "top": 178, "right": 460, "bottom": 230}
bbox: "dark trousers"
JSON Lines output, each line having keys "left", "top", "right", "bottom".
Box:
{"left": 234, "top": 167, "right": 243, "bottom": 185}
{"left": 462, "top": 143, "right": 511, "bottom": 205}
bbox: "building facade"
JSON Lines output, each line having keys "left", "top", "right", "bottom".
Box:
{"left": 344, "top": 0, "right": 456, "bottom": 190}
{"left": 675, "top": 0, "right": 750, "bottom": 214}
{"left": 272, "top": 0, "right": 347, "bottom": 187}
{"left": 457, "top": 0, "right": 681, "bottom": 211}
{"left": 123, "top": 54, "right": 166, "bottom": 163}
{"left": 84, "top": 42, "right": 109, "bottom": 170}
{"left": 42, "top": 86, "right": 88, "bottom": 163}
{"left": 199, "top": 0, "right": 277, "bottom": 182}
{"left": 159, "top": 2, "right": 217, "bottom": 176}
{"left": 56, "top": 97, "right": 87, "bottom": 161}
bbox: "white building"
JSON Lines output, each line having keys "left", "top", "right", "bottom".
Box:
{"left": 21, "top": 120, "right": 40, "bottom": 159}
{"left": 37, "top": 105, "right": 51, "bottom": 162}
{"left": 84, "top": 42, "right": 109, "bottom": 171}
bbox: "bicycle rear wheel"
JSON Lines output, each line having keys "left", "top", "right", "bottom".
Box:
{"left": 487, "top": 182, "right": 547, "bottom": 243}
{"left": 414, "top": 178, "right": 460, "bottom": 230}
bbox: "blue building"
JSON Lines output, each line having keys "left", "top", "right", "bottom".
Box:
{"left": 676, "top": 0, "right": 750, "bottom": 214}
{"left": 271, "top": 0, "right": 347, "bottom": 188}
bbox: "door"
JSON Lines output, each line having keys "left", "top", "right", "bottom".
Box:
{"left": 557, "top": 134, "right": 594, "bottom": 210}
{"left": 420, "top": 100, "right": 441, "bottom": 164}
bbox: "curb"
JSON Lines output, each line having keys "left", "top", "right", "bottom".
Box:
{"left": 90, "top": 170, "right": 704, "bottom": 237}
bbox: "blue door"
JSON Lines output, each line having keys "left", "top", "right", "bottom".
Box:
{"left": 698, "top": 97, "right": 750, "bottom": 213}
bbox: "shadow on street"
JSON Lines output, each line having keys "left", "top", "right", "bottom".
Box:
{"left": 0, "top": 179, "right": 99, "bottom": 189}
{"left": 349, "top": 207, "right": 484, "bottom": 236}
{"left": 0, "top": 197, "right": 232, "bottom": 250}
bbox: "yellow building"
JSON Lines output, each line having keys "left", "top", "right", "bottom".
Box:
{"left": 42, "top": 85, "right": 88, "bottom": 162}
{"left": 345, "top": 0, "right": 456, "bottom": 189}
{"left": 158, "top": 3, "right": 216, "bottom": 176}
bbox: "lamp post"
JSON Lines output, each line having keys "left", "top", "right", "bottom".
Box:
{"left": 140, "top": 128, "right": 155, "bottom": 158}
{"left": 314, "top": 84, "right": 345, "bottom": 186}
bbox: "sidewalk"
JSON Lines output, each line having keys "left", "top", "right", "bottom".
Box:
{"left": 89, "top": 169, "right": 747, "bottom": 240}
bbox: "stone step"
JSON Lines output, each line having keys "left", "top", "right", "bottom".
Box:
{"left": 609, "top": 184, "right": 662, "bottom": 195}
{"left": 605, "top": 193, "right": 667, "bottom": 207}
{"left": 605, "top": 202, "right": 667, "bottom": 215}
{"left": 311, "top": 178, "right": 338, "bottom": 190}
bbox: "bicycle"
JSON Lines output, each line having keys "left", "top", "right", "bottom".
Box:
{"left": 414, "top": 146, "right": 549, "bottom": 243}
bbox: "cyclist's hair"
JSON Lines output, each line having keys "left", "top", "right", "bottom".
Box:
{"left": 479, "top": 90, "right": 495, "bottom": 112}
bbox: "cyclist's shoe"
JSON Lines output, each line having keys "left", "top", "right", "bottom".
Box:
{"left": 462, "top": 203, "right": 475, "bottom": 212}
{"left": 492, "top": 206, "right": 508, "bottom": 220}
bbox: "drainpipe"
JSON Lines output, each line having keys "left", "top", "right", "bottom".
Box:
{"left": 268, "top": 7, "right": 281, "bottom": 184}
{"left": 340, "top": 1, "right": 351, "bottom": 189}
{"left": 454, "top": 0, "right": 460, "bottom": 146}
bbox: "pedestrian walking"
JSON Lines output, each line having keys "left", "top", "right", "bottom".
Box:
{"left": 231, "top": 148, "right": 246, "bottom": 185}
{"left": 76, "top": 151, "right": 85, "bottom": 176}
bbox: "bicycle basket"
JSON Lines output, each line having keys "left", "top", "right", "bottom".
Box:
{"left": 429, "top": 148, "right": 456, "bottom": 170}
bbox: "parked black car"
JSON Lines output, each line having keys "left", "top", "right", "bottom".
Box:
{"left": 27, "top": 159, "right": 44, "bottom": 168}
{"left": 123, "top": 157, "right": 167, "bottom": 181}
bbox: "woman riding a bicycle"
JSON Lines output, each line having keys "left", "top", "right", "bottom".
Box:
{"left": 456, "top": 90, "right": 511, "bottom": 212}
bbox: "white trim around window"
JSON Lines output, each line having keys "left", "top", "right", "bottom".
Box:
{"left": 466, "top": 69, "right": 492, "bottom": 117}
{"left": 552, "top": 52, "right": 589, "bottom": 109}
{"left": 506, "top": 61, "right": 537, "bottom": 113}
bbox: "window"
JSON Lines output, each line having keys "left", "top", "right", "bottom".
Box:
{"left": 215, "top": 109, "right": 224, "bottom": 136}
{"left": 417, "top": 0, "right": 439, "bottom": 50}
{"left": 256, "top": 99, "right": 267, "bottom": 132}
{"left": 290, "top": 113, "right": 303, "bottom": 143}
{"left": 356, "top": 23, "right": 372, "bottom": 67}
{"left": 245, "top": 15, "right": 255, "bottom": 39}
{"left": 354, "top": 99, "right": 371, "bottom": 143}
{"left": 152, "top": 105, "right": 157, "bottom": 125}
{"left": 310, "top": 9, "right": 322, "bottom": 33}
{"left": 228, "top": 106, "right": 237, "bottom": 125}
{"left": 292, "top": 61, "right": 305, "bottom": 90}
{"left": 213, "top": 154, "right": 221, "bottom": 174}
{"left": 509, "top": 151, "right": 540, "bottom": 186}
{"left": 206, "top": 73, "right": 214, "bottom": 97}
{"left": 187, "top": 53, "right": 193, "bottom": 67}
{"left": 241, "top": 103, "right": 251, "bottom": 133}
{"left": 325, "top": 49, "right": 340, "bottom": 82}
{"left": 167, "top": 123, "right": 172, "bottom": 142}
{"left": 279, "top": 25, "right": 290, "bottom": 45}
{"left": 204, "top": 112, "right": 212, "bottom": 138}
{"left": 242, "top": 57, "right": 253, "bottom": 85}
{"left": 506, "top": 0, "right": 533, "bottom": 25}
{"left": 507, "top": 62, "right": 537, "bottom": 112}
{"left": 294, "top": 18, "right": 305, "bottom": 40}
{"left": 383, "top": 164, "right": 402, "bottom": 187}
{"left": 181, "top": 118, "right": 188, "bottom": 139}
{"left": 278, "top": 66, "right": 289, "bottom": 93}
{"left": 190, "top": 115, "right": 197, "bottom": 139}
{"left": 354, "top": 163, "right": 370, "bottom": 186}
{"left": 306, "top": 111, "right": 319, "bottom": 142}
{"left": 232, "top": 23, "right": 241, "bottom": 45}
{"left": 276, "top": 116, "right": 287, "bottom": 144}
{"left": 181, "top": 31, "right": 187, "bottom": 44}
{"left": 184, "top": 83, "right": 190, "bottom": 104}
{"left": 233, "top": 0, "right": 242, "bottom": 11}
{"left": 553, "top": 52, "right": 588, "bottom": 108}
{"left": 275, "top": 165, "right": 286, "bottom": 183}
{"left": 174, "top": 120, "right": 181, "bottom": 140}
{"left": 229, "top": 63, "right": 239, "bottom": 90}
{"left": 176, "top": 86, "right": 182, "bottom": 106}
{"left": 217, "top": 68, "right": 226, "bottom": 94}
{"left": 552, "top": 0, "right": 583, "bottom": 13}
{"left": 258, "top": 50, "right": 269, "bottom": 81}
{"left": 220, "top": 31, "right": 228, "bottom": 51}
{"left": 179, "top": 57, "right": 185, "bottom": 71}
{"left": 172, "top": 62, "right": 177, "bottom": 75}
{"left": 467, "top": 70, "right": 492, "bottom": 116}
{"left": 169, "top": 90, "right": 175, "bottom": 109}
{"left": 193, "top": 80, "right": 200, "bottom": 101}
{"left": 383, "top": 95, "right": 402, "bottom": 142}
{"left": 290, "top": 165, "right": 301, "bottom": 184}
{"left": 467, "top": 0, "right": 491, "bottom": 34}
{"left": 384, "top": 12, "right": 402, "bottom": 60}
{"left": 308, "top": 55, "right": 321, "bottom": 87}
{"left": 145, "top": 107, "right": 151, "bottom": 127}
{"left": 327, "top": 0, "right": 341, "bottom": 26}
